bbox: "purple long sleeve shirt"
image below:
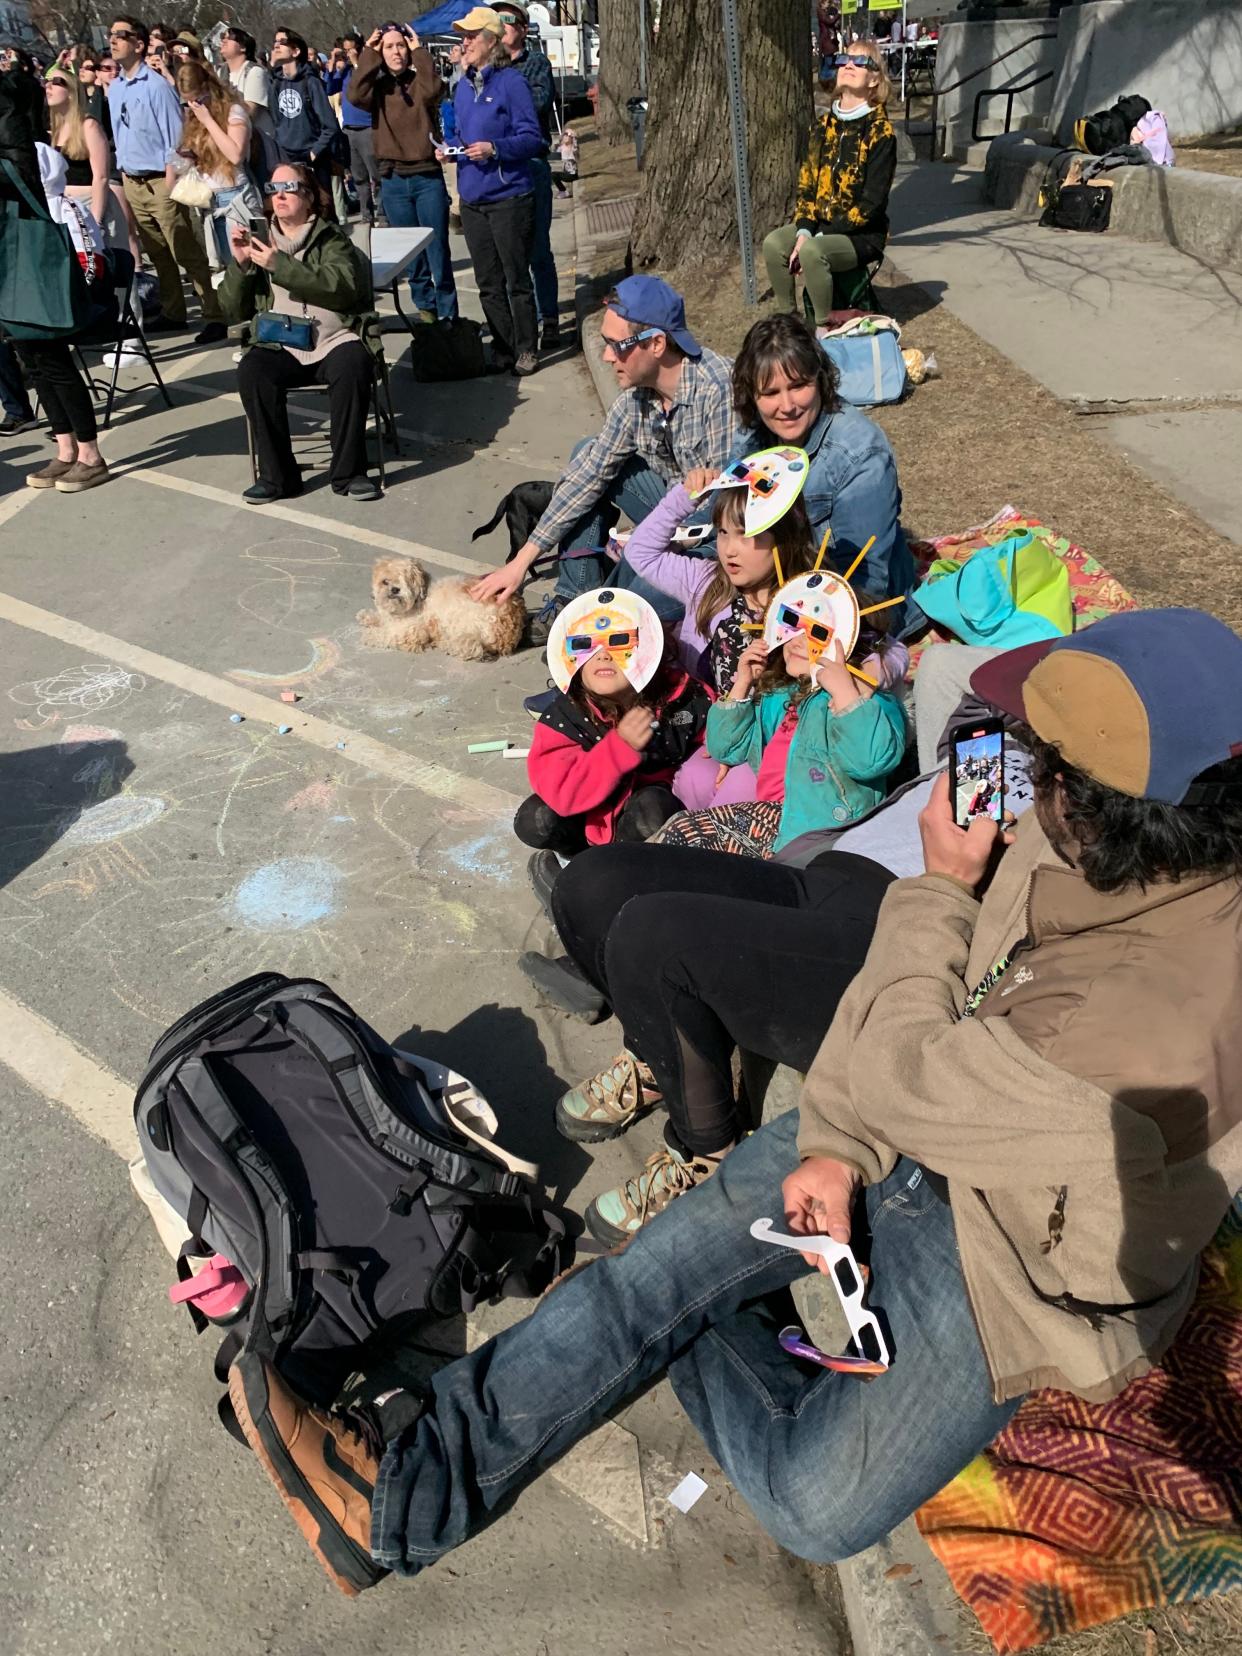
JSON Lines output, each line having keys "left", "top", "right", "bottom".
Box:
{"left": 622, "top": 484, "right": 724, "bottom": 680}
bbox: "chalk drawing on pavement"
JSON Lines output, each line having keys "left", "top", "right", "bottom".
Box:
{"left": 9, "top": 664, "right": 146, "bottom": 730}
{"left": 232, "top": 856, "right": 343, "bottom": 932}
{"left": 61, "top": 794, "right": 166, "bottom": 847}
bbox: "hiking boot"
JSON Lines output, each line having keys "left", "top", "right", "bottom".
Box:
{"left": 555, "top": 1049, "right": 663, "bottom": 1144}
{"left": 26, "top": 456, "right": 75, "bottom": 488}
{"left": 526, "top": 592, "right": 566, "bottom": 648}
{"left": 527, "top": 849, "right": 562, "bottom": 922}
{"left": 585, "top": 1142, "right": 720, "bottom": 1246}
{"left": 519, "top": 951, "right": 608, "bottom": 1023}
{"left": 53, "top": 459, "right": 109, "bottom": 493}
{"left": 513, "top": 351, "right": 538, "bottom": 377}
{"left": 228, "top": 1352, "right": 390, "bottom": 1598}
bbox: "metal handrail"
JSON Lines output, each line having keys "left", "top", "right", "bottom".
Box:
{"left": 972, "top": 69, "right": 1055, "bottom": 143}
{"left": 904, "top": 32, "right": 1057, "bottom": 159}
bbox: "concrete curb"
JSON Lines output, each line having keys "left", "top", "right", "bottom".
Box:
{"left": 571, "top": 199, "right": 624, "bottom": 417}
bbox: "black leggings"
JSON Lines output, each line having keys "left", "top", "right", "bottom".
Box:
{"left": 551, "top": 844, "right": 894, "bottom": 1156}
{"left": 15, "top": 340, "right": 97, "bottom": 442}
{"left": 514, "top": 785, "right": 680, "bottom": 856}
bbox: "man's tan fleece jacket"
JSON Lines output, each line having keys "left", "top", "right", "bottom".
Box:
{"left": 797, "top": 811, "right": 1242, "bottom": 1403}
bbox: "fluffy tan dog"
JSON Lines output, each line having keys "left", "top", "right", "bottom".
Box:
{"left": 357, "top": 555, "right": 525, "bottom": 662}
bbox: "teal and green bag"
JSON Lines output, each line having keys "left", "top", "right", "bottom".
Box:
{"left": 0, "top": 157, "right": 92, "bottom": 340}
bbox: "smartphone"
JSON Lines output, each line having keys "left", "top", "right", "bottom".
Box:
{"left": 949, "top": 718, "right": 1005, "bottom": 829}
{"left": 246, "top": 218, "right": 271, "bottom": 246}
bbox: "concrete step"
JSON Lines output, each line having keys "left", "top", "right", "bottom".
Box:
{"left": 983, "top": 131, "right": 1242, "bottom": 273}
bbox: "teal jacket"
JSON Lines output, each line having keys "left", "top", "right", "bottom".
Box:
{"left": 707, "top": 685, "right": 907, "bottom": 853}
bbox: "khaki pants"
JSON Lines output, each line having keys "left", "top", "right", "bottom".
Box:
{"left": 122, "top": 173, "right": 221, "bottom": 325}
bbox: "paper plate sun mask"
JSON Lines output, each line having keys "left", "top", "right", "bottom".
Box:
{"left": 547, "top": 588, "right": 664, "bottom": 694}
{"left": 763, "top": 570, "right": 861, "bottom": 670}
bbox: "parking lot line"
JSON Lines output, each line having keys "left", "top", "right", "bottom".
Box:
{"left": 0, "top": 985, "right": 135, "bottom": 1160}
{"left": 125, "top": 469, "right": 493, "bottom": 577}
{"left": 0, "top": 590, "right": 523, "bottom": 815}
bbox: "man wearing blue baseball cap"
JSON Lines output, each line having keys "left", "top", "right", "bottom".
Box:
{"left": 469, "top": 274, "right": 735, "bottom": 642}
{"left": 225, "top": 606, "right": 1242, "bottom": 1598}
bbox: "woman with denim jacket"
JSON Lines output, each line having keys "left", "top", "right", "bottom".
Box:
{"left": 728, "top": 312, "right": 912, "bottom": 608}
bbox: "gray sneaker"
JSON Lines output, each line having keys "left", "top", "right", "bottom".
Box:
{"left": 54, "top": 459, "right": 110, "bottom": 493}
{"left": 513, "top": 352, "right": 538, "bottom": 377}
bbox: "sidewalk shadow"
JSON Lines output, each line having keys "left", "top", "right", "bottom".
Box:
{"left": 391, "top": 1002, "right": 592, "bottom": 1204}
{"left": 0, "top": 738, "right": 133, "bottom": 893}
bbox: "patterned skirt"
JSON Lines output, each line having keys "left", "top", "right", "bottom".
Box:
{"left": 651, "top": 799, "right": 784, "bottom": 859}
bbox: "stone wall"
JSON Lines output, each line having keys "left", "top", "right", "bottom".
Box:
{"left": 1049, "top": 0, "right": 1242, "bottom": 143}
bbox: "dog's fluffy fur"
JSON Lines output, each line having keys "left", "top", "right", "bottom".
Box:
{"left": 358, "top": 556, "right": 525, "bottom": 662}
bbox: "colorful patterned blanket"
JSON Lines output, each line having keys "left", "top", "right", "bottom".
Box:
{"left": 906, "top": 505, "right": 1138, "bottom": 673}
{"left": 916, "top": 1194, "right": 1242, "bottom": 1653}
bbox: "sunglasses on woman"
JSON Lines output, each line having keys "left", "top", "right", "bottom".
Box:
{"left": 834, "top": 53, "right": 875, "bottom": 68}
{"left": 263, "top": 180, "right": 311, "bottom": 196}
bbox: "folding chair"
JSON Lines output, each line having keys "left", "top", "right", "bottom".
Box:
{"left": 240, "top": 319, "right": 399, "bottom": 489}
{"left": 71, "top": 249, "right": 173, "bottom": 430}
{"left": 801, "top": 252, "right": 886, "bottom": 322}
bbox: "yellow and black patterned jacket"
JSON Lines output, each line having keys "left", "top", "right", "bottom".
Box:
{"left": 794, "top": 103, "right": 897, "bottom": 263}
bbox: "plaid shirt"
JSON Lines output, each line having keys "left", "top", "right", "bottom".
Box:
{"left": 531, "top": 347, "right": 736, "bottom": 552}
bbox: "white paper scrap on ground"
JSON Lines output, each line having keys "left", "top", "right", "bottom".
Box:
{"left": 667, "top": 1472, "right": 708, "bottom": 1513}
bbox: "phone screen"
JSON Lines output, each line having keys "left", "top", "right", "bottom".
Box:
{"left": 950, "top": 722, "right": 1005, "bottom": 828}
{"left": 247, "top": 218, "right": 271, "bottom": 246}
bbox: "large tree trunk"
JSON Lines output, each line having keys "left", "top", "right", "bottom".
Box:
{"left": 596, "top": 0, "right": 651, "bottom": 148}
{"left": 631, "top": 0, "right": 812, "bottom": 273}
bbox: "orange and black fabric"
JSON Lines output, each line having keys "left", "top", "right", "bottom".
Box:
{"left": 794, "top": 103, "right": 897, "bottom": 264}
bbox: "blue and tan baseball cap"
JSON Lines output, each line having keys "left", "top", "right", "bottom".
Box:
{"left": 970, "top": 608, "right": 1242, "bottom": 805}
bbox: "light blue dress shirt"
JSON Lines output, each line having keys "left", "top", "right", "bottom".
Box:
{"left": 107, "top": 62, "right": 184, "bottom": 175}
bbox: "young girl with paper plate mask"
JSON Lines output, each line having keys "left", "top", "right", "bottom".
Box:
{"left": 623, "top": 443, "right": 906, "bottom": 809}
{"left": 655, "top": 557, "right": 908, "bottom": 860}
{"left": 514, "top": 586, "right": 712, "bottom": 865}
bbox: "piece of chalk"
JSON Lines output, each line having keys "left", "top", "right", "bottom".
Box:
{"left": 467, "top": 740, "right": 509, "bottom": 754}
{"left": 280, "top": 690, "right": 299, "bottom": 704}
{"left": 336, "top": 741, "right": 347, "bottom": 749}
{"left": 502, "top": 746, "right": 531, "bottom": 759}
{"left": 278, "top": 724, "right": 292, "bottom": 735}
{"left": 229, "top": 713, "right": 244, "bottom": 723}
{"left": 667, "top": 1472, "right": 708, "bottom": 1514}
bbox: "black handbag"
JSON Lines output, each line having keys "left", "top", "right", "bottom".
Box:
{"left": 1039, "top": 183, "right": 1113, "bottom": 234}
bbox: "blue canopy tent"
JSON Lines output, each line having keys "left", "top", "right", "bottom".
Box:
{"left": 409, "top": 1, "right": 472, "bottom": 33}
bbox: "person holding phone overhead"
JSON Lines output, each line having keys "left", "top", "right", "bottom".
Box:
{"left": 348, "top": 23, "right": 456, "bottom": 322}
{"left": 219, "top": 162, "right": 381, "bottom": 504}
{"left": 173, "top": 59, "right": 262, "bottom": 266}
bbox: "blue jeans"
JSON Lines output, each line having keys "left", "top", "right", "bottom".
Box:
{"left": 371, "top": 1110, "right": 1021, "bottom": 1573}
{"left": 379, "top": 172, "right": 458, "bottom": 321}
{"left": 527, "top": 155, "right": 558, "bottom": 322}
{"left": 0, "top": 338, "right": 33, "bottom": 421}
{"left": 552, "top": 446, "right": 684, "bottom": 621}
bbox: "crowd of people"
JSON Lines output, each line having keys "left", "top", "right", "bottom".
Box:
{"left": 0, "top": 3, "right": 567, "bottom": 493}
{"left": 5, "top": 23, "right": 1242, "bottom": 1625}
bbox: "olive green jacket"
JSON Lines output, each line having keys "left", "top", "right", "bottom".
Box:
{"left": 218, "top": 216, "right": 374, "bottom": 347}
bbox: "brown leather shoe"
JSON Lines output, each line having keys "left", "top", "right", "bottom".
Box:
{"left": 228, "top": 1353, "right": 388, "bottom": 1597}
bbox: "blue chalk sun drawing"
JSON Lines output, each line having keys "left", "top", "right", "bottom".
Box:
{"left": 232, "top": 856, "right": 343, "bottom": 932}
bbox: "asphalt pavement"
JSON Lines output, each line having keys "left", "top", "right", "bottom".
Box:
{"left": 0, "top": 206, "right": 841, "bottom": 1654}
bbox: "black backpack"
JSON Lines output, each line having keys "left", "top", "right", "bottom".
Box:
{"left": 406, "top": 316, "right": 487, "bottom": 381}
{"left": 1080, "top": 93, "right": 1151, "bottom": 155}
{"left": 134, "top": 974, "right": 570, "bottom": 1412}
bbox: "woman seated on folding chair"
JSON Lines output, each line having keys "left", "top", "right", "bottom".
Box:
{"left": 763, "top": 39, "right": 896, "bottom": 334}
{"left": 219, "top": 161, "right": 381, "bottom": 504}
